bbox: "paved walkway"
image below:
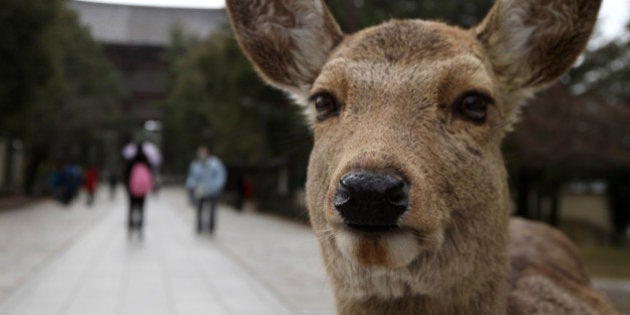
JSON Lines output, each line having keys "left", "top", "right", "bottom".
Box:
{"left": 1, "top": 188, "right": 628, "bottom": 314}
{"left": 0, "top": 194, "right": 110, "bottom": 300}
{"left": 0, "top": 188, "right": 335, "bottom": 315}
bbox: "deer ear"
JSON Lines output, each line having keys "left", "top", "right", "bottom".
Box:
{"left": 226, "top": 0, "right": 344, "bottom": 101}
{"left": 475, "top": 0, "right": 601, "bottom": 95}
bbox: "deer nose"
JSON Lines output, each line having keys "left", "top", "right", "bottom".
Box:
{"left": 333, "top": 172, "right": 409, "bottom": 231}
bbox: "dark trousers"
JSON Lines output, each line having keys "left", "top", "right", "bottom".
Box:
{"left": 86, "top": 191, "right": 95, "bottom": 206}
{"left": 197, "top": 196, "right": 218, "bottom": 233}
{"left": 128, "top": 196, "right": 145, "bottom": 230}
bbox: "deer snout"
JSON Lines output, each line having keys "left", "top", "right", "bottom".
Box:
{"left": 333, "top": 172, "right": 409, "bottom": 232}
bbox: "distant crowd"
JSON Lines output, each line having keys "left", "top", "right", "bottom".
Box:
{"left": 48, "top": 163, "right": 114, "bottom": 206}
{"left": 47, "top": 142, "right": 241, "bottom": 239}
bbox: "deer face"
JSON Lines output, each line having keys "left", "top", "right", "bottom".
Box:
{"left": 306, "top": 20, "right": 510, "bottom": 269}
{"left": 227, "top": 0, "right": 600, "bottom": 300}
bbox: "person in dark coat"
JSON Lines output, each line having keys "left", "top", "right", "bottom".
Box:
{"left": 124, "top": 144, "right": 154, "bottom": 236}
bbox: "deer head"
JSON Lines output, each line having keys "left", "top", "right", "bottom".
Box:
{"left": 226, "top": 0, "right": 601, "bottom": 312}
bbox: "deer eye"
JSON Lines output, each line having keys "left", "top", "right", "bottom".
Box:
{"left": 312, "top": 92, "right": 340, "bottom": 121}
{"left": 456, "top": 92, "right": 492, "bottom": 124}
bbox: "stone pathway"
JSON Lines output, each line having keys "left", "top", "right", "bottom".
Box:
{"left": 1, "top": 187, "right": 628, "bottom": 314}
{"left": 0, "top": 188, "right": 335, "bottom": 315}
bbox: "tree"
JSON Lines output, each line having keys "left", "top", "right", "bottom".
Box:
{"left": 566, "top": 24, "right": 630, "bottom": 243}
{"left": 570, "top": 23, "right": 630, "bottom": 104}
{"left": 1, "top": 2, "right": 121, "bottom": 194}
{"left": 162, "top": 26, "right": 313, "bottom": 212}
{"left": 0, "top": 0, "right": 61, "bottom": 133}
{"left": 504, "top": 22, "right": 630, "bottom": 242}
{"left": 162, "top": 27, "right": 310, "bottom": 169}
{"left": 504, "top": 84, "right": 630, "bottom": 224}
{"left": 325, "top": 0, "right": 493, "bottom": 32}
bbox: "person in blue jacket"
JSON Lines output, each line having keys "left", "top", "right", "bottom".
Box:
{"left": 186, "top": 144, "right": 227, "bottom": 233}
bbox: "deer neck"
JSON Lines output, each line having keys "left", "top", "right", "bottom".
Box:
{"left": 335, "top": 282, "right": 507, "bottom": 315}
{"left": 328, "top": 255, "right": 509, "bottom": 315}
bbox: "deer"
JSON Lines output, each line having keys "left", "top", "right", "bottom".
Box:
{"left": 225, "top": 0, "right": 618, "bottom": 314}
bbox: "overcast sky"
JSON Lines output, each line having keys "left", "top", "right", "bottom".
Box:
{"left": 78, "top": 0, "right": 628, "bottom": 42}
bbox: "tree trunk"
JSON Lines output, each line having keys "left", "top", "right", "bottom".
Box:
{"left": 607, "top": 171, "right": 630, "bottom": 245}
{"left": 515, "top": 168, "right": 531, "bottom": 218}
{"left": 1, "top": 136, "right": 15, "bottom": 193}
{"left": 23, "top": 146, "right": 46, "bottom": 195}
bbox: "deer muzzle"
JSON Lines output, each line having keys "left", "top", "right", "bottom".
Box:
{"left": 333, "top": 172, "right": 409, "bottom": 232}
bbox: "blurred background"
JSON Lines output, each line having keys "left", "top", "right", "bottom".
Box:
{"left": 0, "top": 0, "right": 628, "bottom": 313}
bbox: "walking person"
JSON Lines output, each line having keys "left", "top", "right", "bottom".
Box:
{"left": 107, "top": 170, "right": 118, "bottom": 200}
{"left": 186, "top": 144, "right": 227, "bottom": 234}
{"left": 84, "top": 166, "right": 99, "bottom": 206}
{"left": 235, "top": 174, "right": 253, "bottom": 211}
{"left": 59, "top": 163, "right": 82, "bottom": 205}
{"left": 124, "top": 144, "right": 154, "bottom": 236}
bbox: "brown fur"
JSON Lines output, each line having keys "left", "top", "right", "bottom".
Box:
{"left": 508, "top": 218, "right": 617, "bottom": 314}
{"left": 226, "top": 0, "right": 616, "bottom": 314}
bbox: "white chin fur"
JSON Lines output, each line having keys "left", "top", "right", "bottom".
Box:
{"left": 383, "top": 232, "right": 421, "bottom": 267}
{"left": 335, "top": 230, "right": 421, "bottom": 268}
{"left": 335, "top": 230, "right": 356, "bottom": 262}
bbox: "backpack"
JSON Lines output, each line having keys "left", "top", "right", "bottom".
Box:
{"left": 129, "top": 163, "right": 153, "bottom": 197}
